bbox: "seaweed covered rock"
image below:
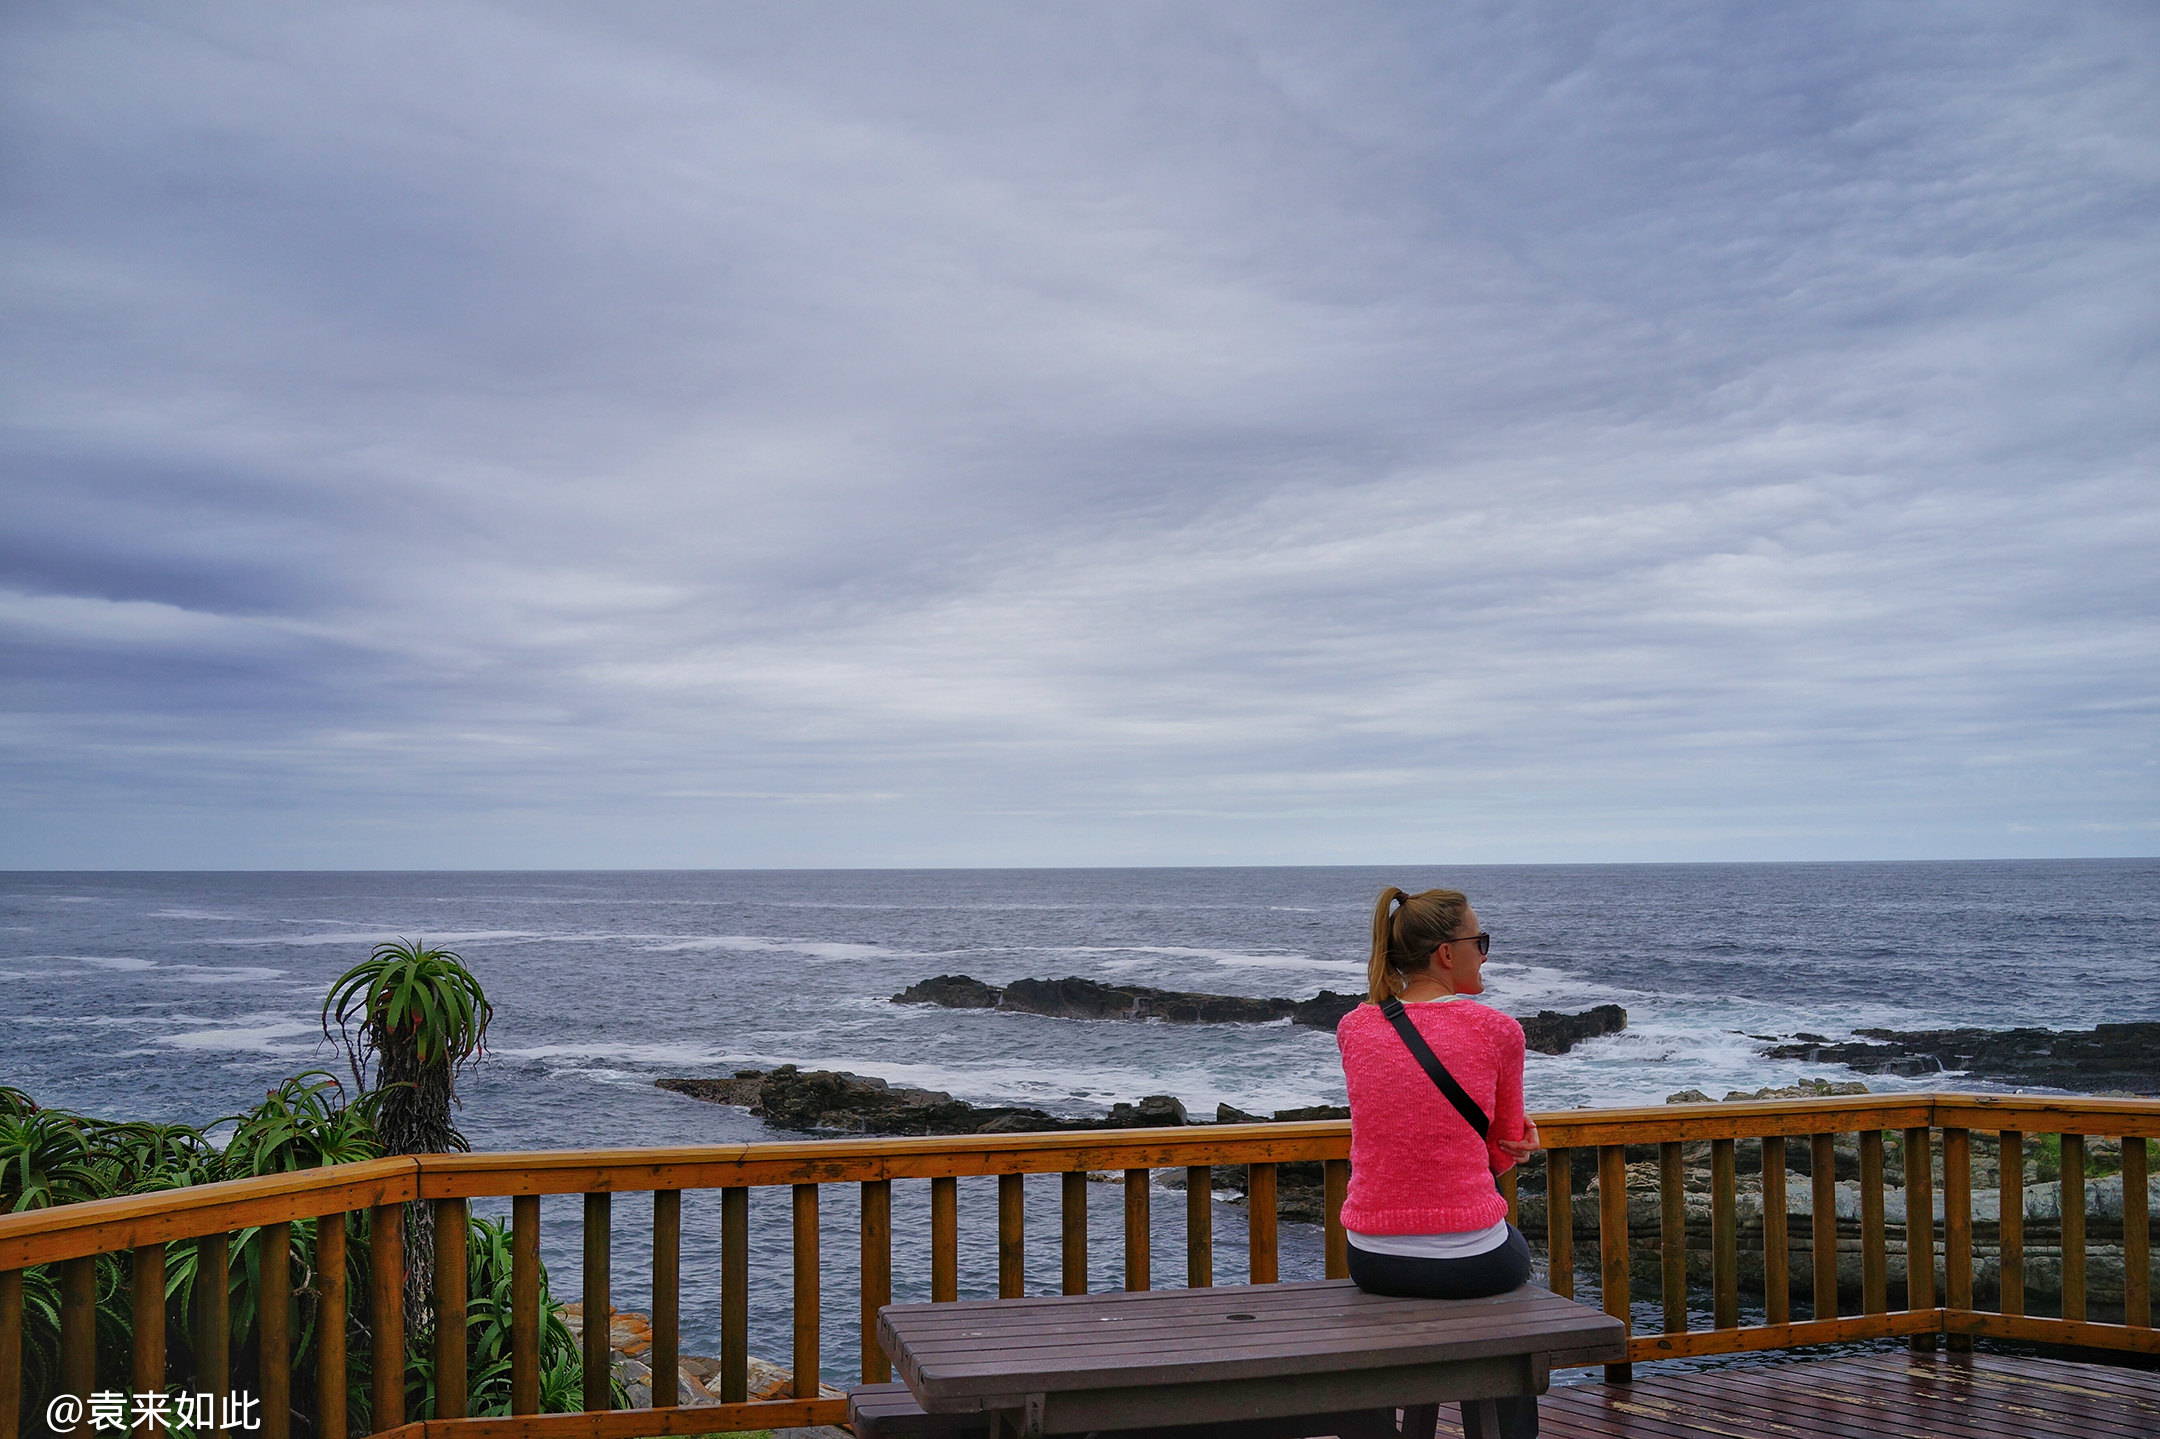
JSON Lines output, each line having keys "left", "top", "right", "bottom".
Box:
{"left": 891, "top": 973, "right": 1624, "bottom": 1048}
{"left": 1763, "top": 1021, "right": 2160, "bottom": 1094}
{"left": 1519, "top": 1005, "right": 1629, "bottom": 1055}
{"left": 660, "top": 1067, "right": 1193, "bottom": 1137}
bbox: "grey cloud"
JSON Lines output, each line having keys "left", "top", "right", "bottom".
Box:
{"left": 1, "top": 1, "right": 2155, "bottom": 866}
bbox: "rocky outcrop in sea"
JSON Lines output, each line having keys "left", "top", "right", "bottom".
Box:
{"left": 658, "top": 1066, "right": 1196, "bottom": 1136}
{"left": 890, "top": 974, "right": 1627, "bottom": 1054}
{"left": 1759, "top": 1020, "right": 2160, "bottom": 1094}
{"left": 657, "top": 1068, "right": 1347, "bottom": 1216}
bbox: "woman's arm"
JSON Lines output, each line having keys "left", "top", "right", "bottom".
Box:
{"left": 1485, "top": 1023, "right": 1531, "bottom": 1174}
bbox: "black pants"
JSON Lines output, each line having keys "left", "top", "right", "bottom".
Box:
{"left": 1346, "top": 1226, "right": 1538, "bottom": 1439}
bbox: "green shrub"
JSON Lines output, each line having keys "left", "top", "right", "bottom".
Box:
{"left": 7, "top": 1079, "right": 592, "bottom": 1436}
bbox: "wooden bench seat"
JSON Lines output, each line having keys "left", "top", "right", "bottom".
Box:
{"left": 849, "top": 1382, "right": 994, "bottom": 1439}
{"left": 848, "top": 1380, "right": 1445, "bottom": 1439}
{"left": 876, "top": 1279, "right": 1626, "bottom": 1439}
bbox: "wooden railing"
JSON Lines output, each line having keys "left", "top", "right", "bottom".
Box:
{"left": 1, "top": 1094, "right": 2152, "bottom": 1439}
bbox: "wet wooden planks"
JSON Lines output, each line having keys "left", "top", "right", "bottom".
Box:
{"left": 1536, "top": 1352, "right": 2160, "bottom": 1439}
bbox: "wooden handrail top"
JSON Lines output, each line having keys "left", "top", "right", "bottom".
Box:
{"left": 4, "top": 1092, "right": 2155, "bottom": 1268}
{"left": 0, "top": 1156, "right": 419, "bottom": 1270}
{"left": 1930, "top": 1092, "right": 2160, "bottom": 1136}
{"left": 417, "top": 1120, "right": 1354, "bottom": 1197}
{"left": 1539, "top": 1095, "right": 1934, "bottom": 1147}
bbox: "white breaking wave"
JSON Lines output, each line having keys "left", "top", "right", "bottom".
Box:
{"left": 162, "top": 1020, "right": 322, "bottom": 1053}
{"left": 497, "top": 1040, "right": 739, "bottom": 1068}
{"left": 208, "top": 929, "right": 542, "bottom": 947}
{"left": 640, "top": 935, "right": 892, "bottom": 960}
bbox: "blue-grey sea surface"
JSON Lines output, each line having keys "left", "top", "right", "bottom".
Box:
{"left": 3, "top": 862, "right": 2154, "bottom": 1380}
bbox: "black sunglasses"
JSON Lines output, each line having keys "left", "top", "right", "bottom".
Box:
{"left": 1442, "top": 932, "right": 1492, "bottom": 956}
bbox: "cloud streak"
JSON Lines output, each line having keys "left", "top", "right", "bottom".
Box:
{"left": 2, "top": 2, "right": 2155, "bottom": 866}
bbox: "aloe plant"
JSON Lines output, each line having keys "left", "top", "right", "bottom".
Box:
{"left": 322, "top": 939, "right": 492, "bottom": 1157}
{"left": 323, "top": 939, "right": 494, "bottom": 1346}
{"left": 222, "top": 1073, "right": 384, "bottom": 1178}
{"left": 0, "top": 1109, "right": 108, "bottom": 1212}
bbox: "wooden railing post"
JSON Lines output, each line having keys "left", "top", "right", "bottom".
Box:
{"left": 929, "top": 1177, "right": 957, "bottom": 1305}
{"left": 2123, "top": 1136, "right": 2150, "bottom": 1329}
{"left": 1247, "top": 1163, "right": 1277, "bottom": 1286}
{"left": 791, "top": 1184, "right": 819, "bottom": 1400}
{"left": 2060, "top": 1133, "right": 2086, "bottom": 1322}
{"left": 721, "top": 1187, "right": 748, "bottom": 1403}
{"left": 1761, "top": 1136, "right": 1789, "bottom": 1325}
{"left": 0, "top": 1267, "right": 21, "bottom": 1439}
{"left": 1902, "top": 1127, "right": 1933, "bottom": 1351}
{"left": 196, "top": 1233, "right": 229, "bottom": 1428}
{"left": 368, "top": 1204, "right": 404, "bottom": 1431}
{"left": 1810, "top": 1132, "right": 1837, "bottom": 1321}
{"left": 1124, "top": 1169, "right": 1151, "bottom": 1291}
{"left": 510, "top": 1194, "right": 539, "bottom": 1416}
{"left": 582, "top": 1191, "right": 612, "bottom": 1412}
{"left": 1062, "top": 1172, "right": 1088, "bottom": 1296}
{"left": 1657, "top": 1142, "right": 1685, "bottom": 1336}
{"left": 1858, "top": 1130, "right": 1887, "bottom": 1316}
{"left": 59, "top": 1254, "right": 94, "bottom": 1439}
{"left": 1598, "top": 1145, "right": 1631, "bottom": 1383}
{"left": 1999, "top": 1130, "right": 2024, "bottom": 1318}
{"left": 1545, "top": 1149, "right": 1572, "bottom": 1298}
{"left": 1185, "top": 1167, "right": 1212, "bottom": 1288}
{"left": 0, "top": 1268, "right": 20, "bottom": 1439}
{"left": 259, "top": 1224, "right": 289, "bottom": 1439}
{"left": 1323, "top": 1159, "right": 1350, "bottom": 1281}
{"left": 998, "top": 1174, "right": 1025, "bottom": 1299}
{"left": 1941, "top": 1129, "right": 1971, "bottom": 1352}
{"left": 433, "top": 1198, "right": 468, "bottom": 1419}
{"left": 1709, "top": 1139, "right": 1737, "bottom": 1333}
{"left": 653, "top": 1190, "right": 680, "bottom": 1407}
{"left": 316, "top": 1215, "right": 347, "bottom": 1439}
{"left": 131, "top": 1244, "right": 167, "bottom": 1439}
{"left": 861, "top": 1180, "right": 892, "bottom": 1382}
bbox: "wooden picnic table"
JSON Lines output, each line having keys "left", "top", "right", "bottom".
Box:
{"left": 875, "top": 1278, "right": 1627, "bottom": 1439}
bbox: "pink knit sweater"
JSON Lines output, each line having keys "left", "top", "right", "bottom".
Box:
{"left": 1335, "top": 997, "right": 1529, "bottom": 1235}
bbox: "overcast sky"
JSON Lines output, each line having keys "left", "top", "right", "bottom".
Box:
{"left": 3, "top": 2, "right": 2155, "bottom": 869}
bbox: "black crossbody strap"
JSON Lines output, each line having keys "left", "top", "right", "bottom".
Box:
{"left": 1379, "top": 997, "right": 1491, "bottom": 1139}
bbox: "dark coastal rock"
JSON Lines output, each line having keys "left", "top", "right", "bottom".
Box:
{"left": 747, "top": 1065, "right": 1071, "bottom": 1135}
{"left": 1213, "top": 1101, "right": 1350, "bottom": 1125}
{"left": 892, "top": 974, "right": 1624, "bottom": 1050}
{"left": 659, "top": 1065, "right": 1192, "bottom": 1137}
{"left": 892, "top": 974, "right": 1002, "bottom": 1008}
{"left": 1763, "top": 1021, "right": 2160, "bottom": 1094}
{"left": 1290, "top": 991, "right": 1363, "bottom": 1030}
{"left": 1106, "top": 1094, "right": 1188, "bottom": 1127}
{"left": 1519, "top": 1004, "right": 1629, "bottom": 1055}
{"left": 655, "top": 1071, "right": 766, "bottom": 1107}
{"left": 898, "top": 974, "right": 1300, "bottom": 1024}
{"left": 1269, "top": 1103, "right": 1353, "bottom": 1122}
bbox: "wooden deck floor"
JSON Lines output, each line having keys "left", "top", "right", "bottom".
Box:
{"left": 1534, "top": 1352, "right": 2159, "bottom": 1439}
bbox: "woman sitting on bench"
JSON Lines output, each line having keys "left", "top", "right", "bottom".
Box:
{"left": 1339, "top": 887, "right": 1543, "bottom": 1437}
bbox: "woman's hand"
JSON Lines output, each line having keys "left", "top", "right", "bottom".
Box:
{"left": 1495, "top": 1121, "right": 1540, "bottom": 1165}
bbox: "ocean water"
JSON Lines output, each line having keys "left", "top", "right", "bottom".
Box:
{"left": 3, "top": 861, "right": 2155, "bottom": 1379}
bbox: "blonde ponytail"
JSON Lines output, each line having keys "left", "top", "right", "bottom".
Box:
{"left": 1366, "top": 886, "right": 1470, "bottom": 1004}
